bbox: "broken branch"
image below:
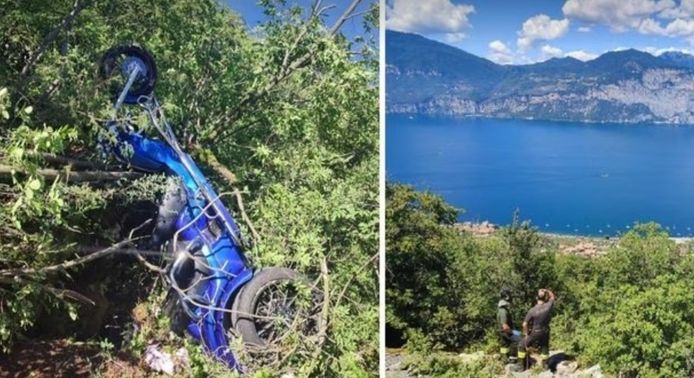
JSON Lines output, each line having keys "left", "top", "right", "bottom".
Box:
{"left": 0, "top": 164, "right": 143, "bottom": 183}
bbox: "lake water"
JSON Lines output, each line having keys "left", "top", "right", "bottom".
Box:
{"left": 386, "top": 114, "right": 694, "bottom": 236}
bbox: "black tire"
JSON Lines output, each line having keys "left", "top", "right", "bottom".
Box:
{"left": 230, "top": 268, "right": 320, "bottom": 346}
{"left": 99, "top": 45, "right": 157, "bottom": 104}
{"left": 162, "top": 288, "right": 190, "bottom": 335}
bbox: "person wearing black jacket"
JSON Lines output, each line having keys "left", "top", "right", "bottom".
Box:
{"left": 517, "top": 288, "right": 556, "bottom": 369}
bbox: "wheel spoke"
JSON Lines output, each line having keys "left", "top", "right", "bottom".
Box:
{"left": 230, "top": 273, "right": 321, "bottom": 350}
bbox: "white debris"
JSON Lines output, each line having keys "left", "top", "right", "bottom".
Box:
{"left": 144, "top": 344, "right": 175, "bottom": 375}
{"left": 175, "top": 347, "right": 190, "bottom": 370}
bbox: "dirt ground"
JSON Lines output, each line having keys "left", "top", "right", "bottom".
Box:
{"left": 0, "top": 339, "right": 144, "bottom": 378}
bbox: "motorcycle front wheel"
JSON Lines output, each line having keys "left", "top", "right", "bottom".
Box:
{"left": 230, "top": 268, "right": 321, "bottom": 346}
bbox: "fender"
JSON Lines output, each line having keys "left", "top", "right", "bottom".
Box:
{"left": 197, "top": 268, "right": 254, "bottom": 369}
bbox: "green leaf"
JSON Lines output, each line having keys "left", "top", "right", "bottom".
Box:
{"left": 27, "top": 178, "right": 41, "bottom": 191}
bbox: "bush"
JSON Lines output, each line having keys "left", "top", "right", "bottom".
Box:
{"left": 386, "top": 184, "right": 561, "bottom": 349}
{"left": 387, "top": 184, "right": 694, "bottom": 377}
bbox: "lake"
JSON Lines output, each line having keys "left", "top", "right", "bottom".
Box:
{"left": 386, "top": 114, "right": 694, "bottom": 236}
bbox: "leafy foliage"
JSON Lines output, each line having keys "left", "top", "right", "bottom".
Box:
{"left": 387, "top": 183, "right": 694, "bottom": 377}
{"left": 0, "top": 0, "right": 378, "bottom": 375}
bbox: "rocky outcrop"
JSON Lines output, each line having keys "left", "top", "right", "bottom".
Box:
{"left": 506, "top": 362, "right": 603, "bottom": 378}
{"left": 389, "top": 68, "right": 694, "bottom": 124}
{"left": 386, "top": 30, "right": 694, "bottom": 124}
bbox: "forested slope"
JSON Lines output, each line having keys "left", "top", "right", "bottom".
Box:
{"left": 386, "top": 183, "right": 694, "bottom": 377}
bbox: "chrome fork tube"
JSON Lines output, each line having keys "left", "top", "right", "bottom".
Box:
{"left": 113, "top": 66, "right": 141, "bottom": 114}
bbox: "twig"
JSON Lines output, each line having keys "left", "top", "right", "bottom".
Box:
{"left": 318, "top": 256, "right": 330, "bottom": 347}
{"left": 37, "top": 153, "right": 114, "bottom": 171}
{"left": 328, "top": 0, "right": 364, "bottom": 36}
{"left": 0, "top": 164, "right": 143, "bottom": 183}
{"left": 0, "top": 238, "right": 140, "bottom": 277}
{"left": 232, "top": 188, "right": 260, "bottom": 244}
{"left": 332, "top": 251, "right": 378, "bottom": 311}
{"left": 207, "top": 0, "right": 364, "bottom": 141}
{"left": 43, "top": 286, "right": 96, "bottom": 306}
{"left": 191, "top": 144, "right": 260, "bottom": 244}
{"left": 303, "top": 256, "right": 330, "bottom": 374}
{"left": 19, "top": 0, "right": 90, "bottom": 80}
{"left": 127, "top": 219, "right": 167, "bottom": 274}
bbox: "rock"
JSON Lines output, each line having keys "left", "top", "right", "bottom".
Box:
{"left": 510, "top": 371, "right": 533, "bottom": 378}
{"left": 505, "top": 362, "right": 523, "bottom": 375}
{"left": 537, "top": 371, "right": 554, "bottom": 378}
{"left": 458, "top": 350, "right": 485, "bottom": 363}
{"left": 143, "top": 344, "right": 174, "bottom": 375}
{"left": 580, "top": 364, "right": 603, "bottom": 378}
{"left": 556, "top": 360, "right": 579, "bottom": 376}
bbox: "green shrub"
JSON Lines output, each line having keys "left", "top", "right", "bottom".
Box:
{"left": 387, "top": 185, "right": 694, "bottom": 377}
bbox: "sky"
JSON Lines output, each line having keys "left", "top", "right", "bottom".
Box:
{"left": 223, "top": 0, "right": 375, "bottom": 43}
{"left": 385, "top": 0, "right": 694, "bottom": 64}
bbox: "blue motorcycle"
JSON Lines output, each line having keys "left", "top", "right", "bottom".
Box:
{"left": 98, "top": 45, "right": 320, "bottom": 370}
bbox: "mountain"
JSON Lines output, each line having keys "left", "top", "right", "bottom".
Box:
{"left": 386, "top": 30, "right": 694, "bottom": 124}
{"left": 659, "top": 51, "right": 694, "bottom": 69}
{"left": 386, "top": 30, "right": 505, "bottom": 104}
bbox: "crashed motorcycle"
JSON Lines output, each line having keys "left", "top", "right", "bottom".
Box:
{"left": 98, "top": 45, "right": 319, "bottom": 370}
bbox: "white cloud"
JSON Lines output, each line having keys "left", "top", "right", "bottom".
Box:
{"left": 638, "top": 17, "right": 666, "bottom": 34}
{"left": 517, "top": 14, "right": 570, "bottom": 50}
{"left": 577, "top": 26, "right": 592, "bottom": 32}
{"left": 440, "top": 32, "right": 467, "bottom": 44}
{"left": 565, "top": 50, "right": 599, "bottom": 61}
{"left": 638, "top": 17, "right": 694, "bottom": 37}
{"left": 386, "top": 0, "right": 475, "bottom": 36}
{"left": 660, "top": 0, "right": 694, "bottom": 18}
{"left": 540, "top": 45, "right": 564, "bottom": 60}
{"left": 666, "top": 18, "right": 694, "bottom": 35}
{"left": 536, "top": 45, "right": 599, "bottom": 62}
{"left": 488, "top": 40, "right": 515, "bottom": 64}
{"left": 561, "top": 0, "right": 694, "bottom": 44}
{"left": 643, "top": 45, "right": 694, "bottom": 55}
{"left": 562, "top": 0, "right": 674, "bottom": 31}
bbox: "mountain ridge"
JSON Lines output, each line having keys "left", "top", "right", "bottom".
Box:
{"left": 386, "top": 30, "right": 694, "bottom": 124}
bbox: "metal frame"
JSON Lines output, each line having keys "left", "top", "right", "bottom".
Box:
{"left": 107, "top": 57, "right": 254, "bottom": 370}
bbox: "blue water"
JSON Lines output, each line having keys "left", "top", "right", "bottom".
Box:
{"left": 386, "top": 115, "right": 694, "bottom": 236}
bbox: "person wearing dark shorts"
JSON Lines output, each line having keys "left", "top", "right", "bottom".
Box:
{"left": 517, "top": 288, "right": 556, "bottom": 369}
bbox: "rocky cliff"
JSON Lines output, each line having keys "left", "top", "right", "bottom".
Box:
{"left": 386, "top": 30, "right": 694, "bottom": 124}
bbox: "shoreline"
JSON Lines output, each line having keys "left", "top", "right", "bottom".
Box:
{"left": 387, "top": 112, "right": 694, "bottom": 127}
{"left": 456, "top": 221, "right": 694, "bottom": 243}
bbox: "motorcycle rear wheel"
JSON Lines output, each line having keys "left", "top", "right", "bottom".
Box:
{"left": 230, "top": 268, "right": 321, "bottom": 346}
